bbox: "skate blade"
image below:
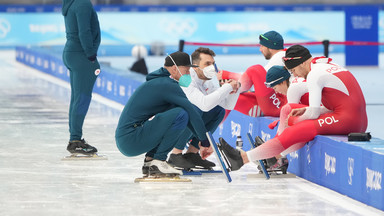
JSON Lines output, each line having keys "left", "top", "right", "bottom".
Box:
{"left": 61, "top": 153, "right": 108, "bottom": 161}
{"left": 134, "top": 176, "right": 191, "bottom": 183}
{"left": 182, "top": 169, "right": 222, "bottom": 176}
{"left": 182, "top": 170, "right": 202, "bottom": 176}
{"left": 247, "top": 173, "right": 296, "bottom": 179}
{"left": 199, "top": 169, "right": 222, "bottom": 174}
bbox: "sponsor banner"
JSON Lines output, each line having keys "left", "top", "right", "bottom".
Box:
{"left": 0, "top": 5, "right": 352, "bottom": 13}
{"left": 213, "top": 110, "right": 258, "bottom": 151}
{"left": 345, "top": 6, "right": 379, "bottom": 66}
{"left": 288, "top": 135, "right": 384, "bottom": 211}
{"left": 1, "top": 11, "right": 344, "bottom": 54}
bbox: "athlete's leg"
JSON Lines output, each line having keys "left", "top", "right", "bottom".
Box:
{"left": 188, "top": 106, "right": 225, "bottom": 149}
{"left": 222, "top": 92, "right": 259, "bottom": 123}
{"left": 246, "top": 120, "right": 318, "bottom": 162}
{"left": 116, "top": 107, "right": 189, "bottom": 161}
{"left": 241, "top": 65, "right": 287, "bottom": 116}
{"left": 277, "top": 103, "right": 308, "bottom": 136}
{"left": 64, "top": 52, "right": 100, "bottom": 141}
{"left": 233, "top": 92, "right": 261, "bottom": 116}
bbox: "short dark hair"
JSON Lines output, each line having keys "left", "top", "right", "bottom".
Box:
{"left": 191, "top": 47, "right": 216, "bottom": 65}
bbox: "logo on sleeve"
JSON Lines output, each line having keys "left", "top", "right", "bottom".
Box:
{"left": 95, "top": 69, "right": 101, "bottom": 76}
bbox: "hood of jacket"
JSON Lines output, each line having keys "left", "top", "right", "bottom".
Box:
{"left": 62, "top": 0, "right": 75, "bottom": 16}
{"left": 146, "top": 67, "right": 171, "bottom": 81}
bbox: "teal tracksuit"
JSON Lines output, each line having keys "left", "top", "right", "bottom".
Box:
{"left": 174, "top": 105, "right": 225, "bottom": 150}
{"left": 115, "top": 67, "right": 209, "bottom": 161}
{"left": 62, "top": 0, "right": 101, "bottom": 141}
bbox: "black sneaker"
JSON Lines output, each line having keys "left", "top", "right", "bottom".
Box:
{"left": 218, "top": 137, "right": 244, "bottom": 171}
{"left": 183, "top": 152, "right": 216, "bottom": 169}
{"left": 67, "top": 139, "right": 97, "bottom": 155}
{"left": 167, "top": 153, "right": 195, "bottom": 170}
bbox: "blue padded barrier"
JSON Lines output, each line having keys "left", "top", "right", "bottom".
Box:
{"left": 214, "top": 110, "right": 384, "bottom": 211}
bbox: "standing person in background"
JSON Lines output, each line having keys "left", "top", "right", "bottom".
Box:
{"left": 219, "top": 31, "right": 287, "bottom": 120}
{"left": 62, "top": 0, "right": 101, "bottom": 155}
{"left": 130, "top": 45, "right": 148, "bottom": 75}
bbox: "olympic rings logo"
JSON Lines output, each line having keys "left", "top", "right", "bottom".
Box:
{"left": 160, "top": 18, "right": 198, "bottom": 38}
{"left": 0, "top": 19, "right": 11, "bottom": 38}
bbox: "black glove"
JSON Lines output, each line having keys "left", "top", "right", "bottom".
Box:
{"left": 88, "top": 54, "right": 97, "bottom": 62}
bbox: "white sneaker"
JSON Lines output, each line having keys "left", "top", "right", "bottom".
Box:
{"left": 148, "top": 159, "right": 183, "bottom": 176}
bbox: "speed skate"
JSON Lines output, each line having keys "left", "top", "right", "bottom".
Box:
{"left": 246, "top": 133, "right": 270, "bottom": 180}
{"left": 134, "top": 159, "right": 191, "bottom": 183}
{"left": 61, "top": 153, "right": 108, "bottom": 161}
{"left": 206, "top": 131, "right": 232, "bottom": 183}
{"left": 246, "top": 133, "right": 295, "bottom": 179}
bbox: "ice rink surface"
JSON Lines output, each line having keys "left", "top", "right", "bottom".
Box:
{"left": 1, "top": 50, "right": 384, "bottom": 216}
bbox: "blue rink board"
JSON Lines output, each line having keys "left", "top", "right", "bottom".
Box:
{"left": 16, "top": 46, "right": 384, "bottom": 211}
{"left": 217, "top": 111, "right": 384, "bottom": 211}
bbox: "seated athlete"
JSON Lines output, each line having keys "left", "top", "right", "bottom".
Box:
{"left": 219, "top": 30, "right": 287, "bottom": 120}
{"left": 257, "top": 65, "right": 310, "bottom": 170}
{"left": 217, "top": 45, "right": 368, "bottom": 171}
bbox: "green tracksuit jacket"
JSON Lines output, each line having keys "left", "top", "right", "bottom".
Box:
{"left": 115, "top": 67, "right": 209, "bottom": 160}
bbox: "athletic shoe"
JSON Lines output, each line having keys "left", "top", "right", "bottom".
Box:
{"left": 183, "top": 152, "right": 216, "bottom": 169}
{"left": 218, "top": 137, "right": 244, "bottom": 171}
{"left": 168, "top": 153, "right": 195, "bottom": 170}
{"left": 67, "top": 139, "right": 97, "bottom": 155}
{"left": 148, "top": 159, "right": 183, "bottom": 176}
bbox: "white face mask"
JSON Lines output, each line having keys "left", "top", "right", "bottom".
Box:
{"left": 202, "top": 64, "right": 217, "bottom": 79}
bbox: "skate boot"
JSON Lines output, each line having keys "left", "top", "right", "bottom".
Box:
{"left": 183, "top": 152, "right": 216, "bottom": 169}
{"left": 148, "top": 159, "right": 183, "bottom": 177}
{"left": 67, "top": 139, "right": 97, "bottom": 155}
{"left": 267, "top": 157, "right": 289, "bottom": 174}
{"left": 168, "top": 153, "right": 195, "bottom": 170}
{"left": 254, "top": 136, "right": 277, "bottom": 169}
{"left": 142, "top": 160, "right": 151, "bottom": 177}
{"left": 218, "top": 137, "right": 244, "bottom": 171}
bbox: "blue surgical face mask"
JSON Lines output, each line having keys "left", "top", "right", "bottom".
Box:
{"left": 179, "top": 73, "right": 192, "bottom": 87}
{"left": 167, "top": 54, "right": 192, "bottom": 87}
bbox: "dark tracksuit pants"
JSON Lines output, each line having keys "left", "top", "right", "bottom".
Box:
{"left": 174, "top": 105, "right": 225, "bottom": 150}
{"left": 115, "top": 107, "right": 189, "bottom": 161}
{"left": 63, "top": 51, "right": 100, "bottom": 141}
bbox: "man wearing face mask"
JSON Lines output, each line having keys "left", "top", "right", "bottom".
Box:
{"left": 167, "top": 47, "right": 241, "bottom": 170}
{"left": 115, "top": 51, "right": 215, "bottom": 177}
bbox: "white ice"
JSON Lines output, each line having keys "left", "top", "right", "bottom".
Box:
{"left": 1, "top": 50, "right": 383, "bottom": 216}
